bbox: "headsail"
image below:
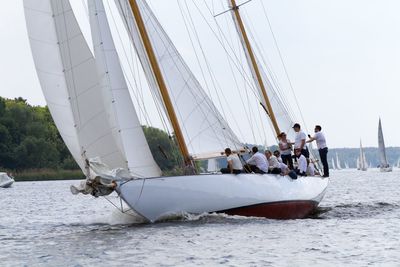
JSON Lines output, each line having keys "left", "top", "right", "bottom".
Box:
{"left": 88, "top": 0, "right": 161, "bottom": 177}
{"left": 24, "top": 0, "right": 160, "bottom": 177}
{"left": 114, "top": 0, "right": 245, "bottom": 160}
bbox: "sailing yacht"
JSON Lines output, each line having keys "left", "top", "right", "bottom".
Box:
{"left": 357, "top": 140, "right": 368, "bottom": 171}
{"left": 24, "top": 0, "right": 329, "bottom": 222}
{"left": 377, "top": 118, "right": 392, "bottom": 172}
{"left": 335, "top": 152, "right": 342, "bottom": 170}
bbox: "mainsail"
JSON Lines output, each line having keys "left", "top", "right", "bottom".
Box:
{"left": 378, "top": 118, "right": 388, "bottom": 168}
{"left": 24, "top": 0, "right": 160, "bottom": 177}
{"left": 114, "top": 0, "right": 245, "bottom": 160}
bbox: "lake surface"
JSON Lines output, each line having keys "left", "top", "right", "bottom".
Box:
{"left": 1, "top": 169, "right": 400, "bottom": 266}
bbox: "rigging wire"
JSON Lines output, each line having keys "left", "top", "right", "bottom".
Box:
{"left": 259, "top": 0, "right": 308, "bottom": 129}
{"left": 181, "top": 0, "right": 252, "bottom": 145}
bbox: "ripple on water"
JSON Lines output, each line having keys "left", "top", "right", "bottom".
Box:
{"left": 2, "top": 170, "right": 400, "bottom": 266}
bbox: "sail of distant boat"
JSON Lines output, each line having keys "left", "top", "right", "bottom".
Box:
{"left": 378, "top": 118, "right": 392, "bottom": 172}
{"left": 335, "top": 152, "right": 342, "bottom": 170}
{"left": 358, "top": 140, "right": 368, "bottom": 171}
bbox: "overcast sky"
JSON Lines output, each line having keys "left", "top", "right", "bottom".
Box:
{"left": 2, "top": 0, "right": 400, "bottom": 149}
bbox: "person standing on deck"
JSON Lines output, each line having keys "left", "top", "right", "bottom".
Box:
{"left": 278, "top": 132, "right": 294, "bottom": 169}
{"left": 220, "top": 148, "right": 243, "bottom": 174}
{"left": 246, "top": 146, "right": 268, "bottom": 174}
{"left": 292, "top": 123, "right": 309, "bottom": 158}
{"left": 307, "top": 125, "right": 329, "bottom": 177}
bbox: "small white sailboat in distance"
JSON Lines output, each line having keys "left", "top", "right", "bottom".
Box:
{"left": 331, "top": 158, "right": 337, "bottom": 170}
{"left": 378, "top": 118, "right": 392, "bottom": 172}
{"left": 357, "top": 140, "right": 368, "bottom": 171}
{"left": 335, "top": 152, "right": 342, "bottom": 170}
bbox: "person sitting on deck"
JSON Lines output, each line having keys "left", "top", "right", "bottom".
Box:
{"left": 265, "top": 150, "right": 281, "bottom": 174}
{"left": 245, "top": 146, "right": 268, "bottom": 174}
{"left": 220, "top": 148, "right": 243, "bottom": 174}
{"left": 294, "top": 148, "right": 307, "bottom": 176}
{"left": 307, "top": 158, "right": 316, "bottom": 176}
{"left": 273, "top": 150, "right": 283, "bottom": 163}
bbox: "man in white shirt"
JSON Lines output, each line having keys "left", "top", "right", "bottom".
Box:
{"left": 294, "top": 149, "right": 307, "bottom": 176}
{"left": 307, "top": 125, "right": 329, "bottom": 177}
{"left": 220, "top": 148, "right": 243, "bottom": 174}
{"left": 292, "top": 123, "right": 309, "bottom": 158}
{"left": 246, "top": 146, "right": 268, "bottom": 174}
{"left": 265, "top": 150, "right": 281, "bottom": 174}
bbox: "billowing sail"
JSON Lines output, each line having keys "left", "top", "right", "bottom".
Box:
{"left": 114, "top": 0, "right": 245, "bottom": 159}
{"left": 378, "top": 118, "right": 388, "bottom": 167}
{"left": 24, "top": 0, "right": 160, "bottom": 177}
{"left": 88, "top": 0, "right": 161, "bottom": 177}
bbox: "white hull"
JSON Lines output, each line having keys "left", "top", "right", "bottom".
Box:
{"left": 0, "top": 178, "right": 14, "bottom": 188}
{"left": 117, "top": 173, "right": 329, "bottom": 222}
{"left": 380, "top": 166, "right": 393, "bottom": 172}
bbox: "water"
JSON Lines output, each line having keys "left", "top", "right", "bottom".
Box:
{"left": 1, "top": 170, "right": 400, "bottom": 266}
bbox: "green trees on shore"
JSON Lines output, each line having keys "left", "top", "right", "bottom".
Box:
{"left": 0, "top": 96, "right": 182, "bottom": 174}
{"left": 0, "top": 97, "right": 77, "bottom": 171}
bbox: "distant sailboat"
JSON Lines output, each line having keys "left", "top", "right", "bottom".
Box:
{"left": 331, "top": 158, "right": 337, "bottom": 170}
{"left": 344, "top": 162, "right": 349, "bottom": 169}
{"left": 377, "top": 118, "right": 392, "bottom": 172}
{"left": 335, "top": 152, "right": 342, "bottom": 170}
{"left": 357, "top": 140, "right": 368, "bottom": 171}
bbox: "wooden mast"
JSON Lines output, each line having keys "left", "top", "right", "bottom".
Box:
{"left": 229, "top": 0, "right": 281, "bottom": 136}
{"left": 128, "top": 0, "right": 191, "bottom": 165}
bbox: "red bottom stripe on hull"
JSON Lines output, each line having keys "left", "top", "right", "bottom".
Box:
{"left": 218, "top": 200, "right": 319, "bottom": 219}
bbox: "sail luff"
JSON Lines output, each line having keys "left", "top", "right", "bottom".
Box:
{"left": 127, "top": 0, "right": 191, "bottom": 165}
{"left": 88, "top": 0, "right": 161, "bottom": 177}
{"left": 228, "top": 0, "right": 280, "bottom": 137}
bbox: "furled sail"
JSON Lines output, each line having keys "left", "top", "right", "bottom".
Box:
{"left": 114, "top": 0, "right": 245, "bottom": 159}
{"left": 24, "top": 0, "right": 160, "bottom": 177}
{"left": 378, "top": 118, "right": 388, "bottom": 167}
{"left": 88, "top": 0, "right": 161, "bottom": 177}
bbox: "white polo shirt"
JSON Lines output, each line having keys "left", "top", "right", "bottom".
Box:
{"left": 294, "top": 131, "right": 307, "bottom": 149}
{"left": 313, "top": 131, "right": 327, "bottom": 149}
{"left": 246, "top": 152, "right": 269, "bottom": 172}
{"left": 227, "top": 154, "right": 243, "bottom": 170}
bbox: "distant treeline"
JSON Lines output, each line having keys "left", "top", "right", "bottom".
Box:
{"left": 0, "top": 97, "right": 183, "bottom": 176}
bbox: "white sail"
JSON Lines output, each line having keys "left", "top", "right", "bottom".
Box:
{"left": 335, "top": 153, "right": 342, "bottom": 170}
{"left": 207, "top": 158, "right": 220, "bottom": 173}
{"left": 24, "top": 0, "right": 147, "bottom": 173}
{"left": 378, "top": 118, "right": 389, "bottom": 168}
{"left": 114, "top": 0, "right": 245, "bottom": 160}
{"left": 331, "top": 158, "right": 336, "bottom": 170}
{"left": 88, "top": 0, "right": 161, "bottom": 177}
{"left": 359, "top": 140, "right": 368, "bottom": 171}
